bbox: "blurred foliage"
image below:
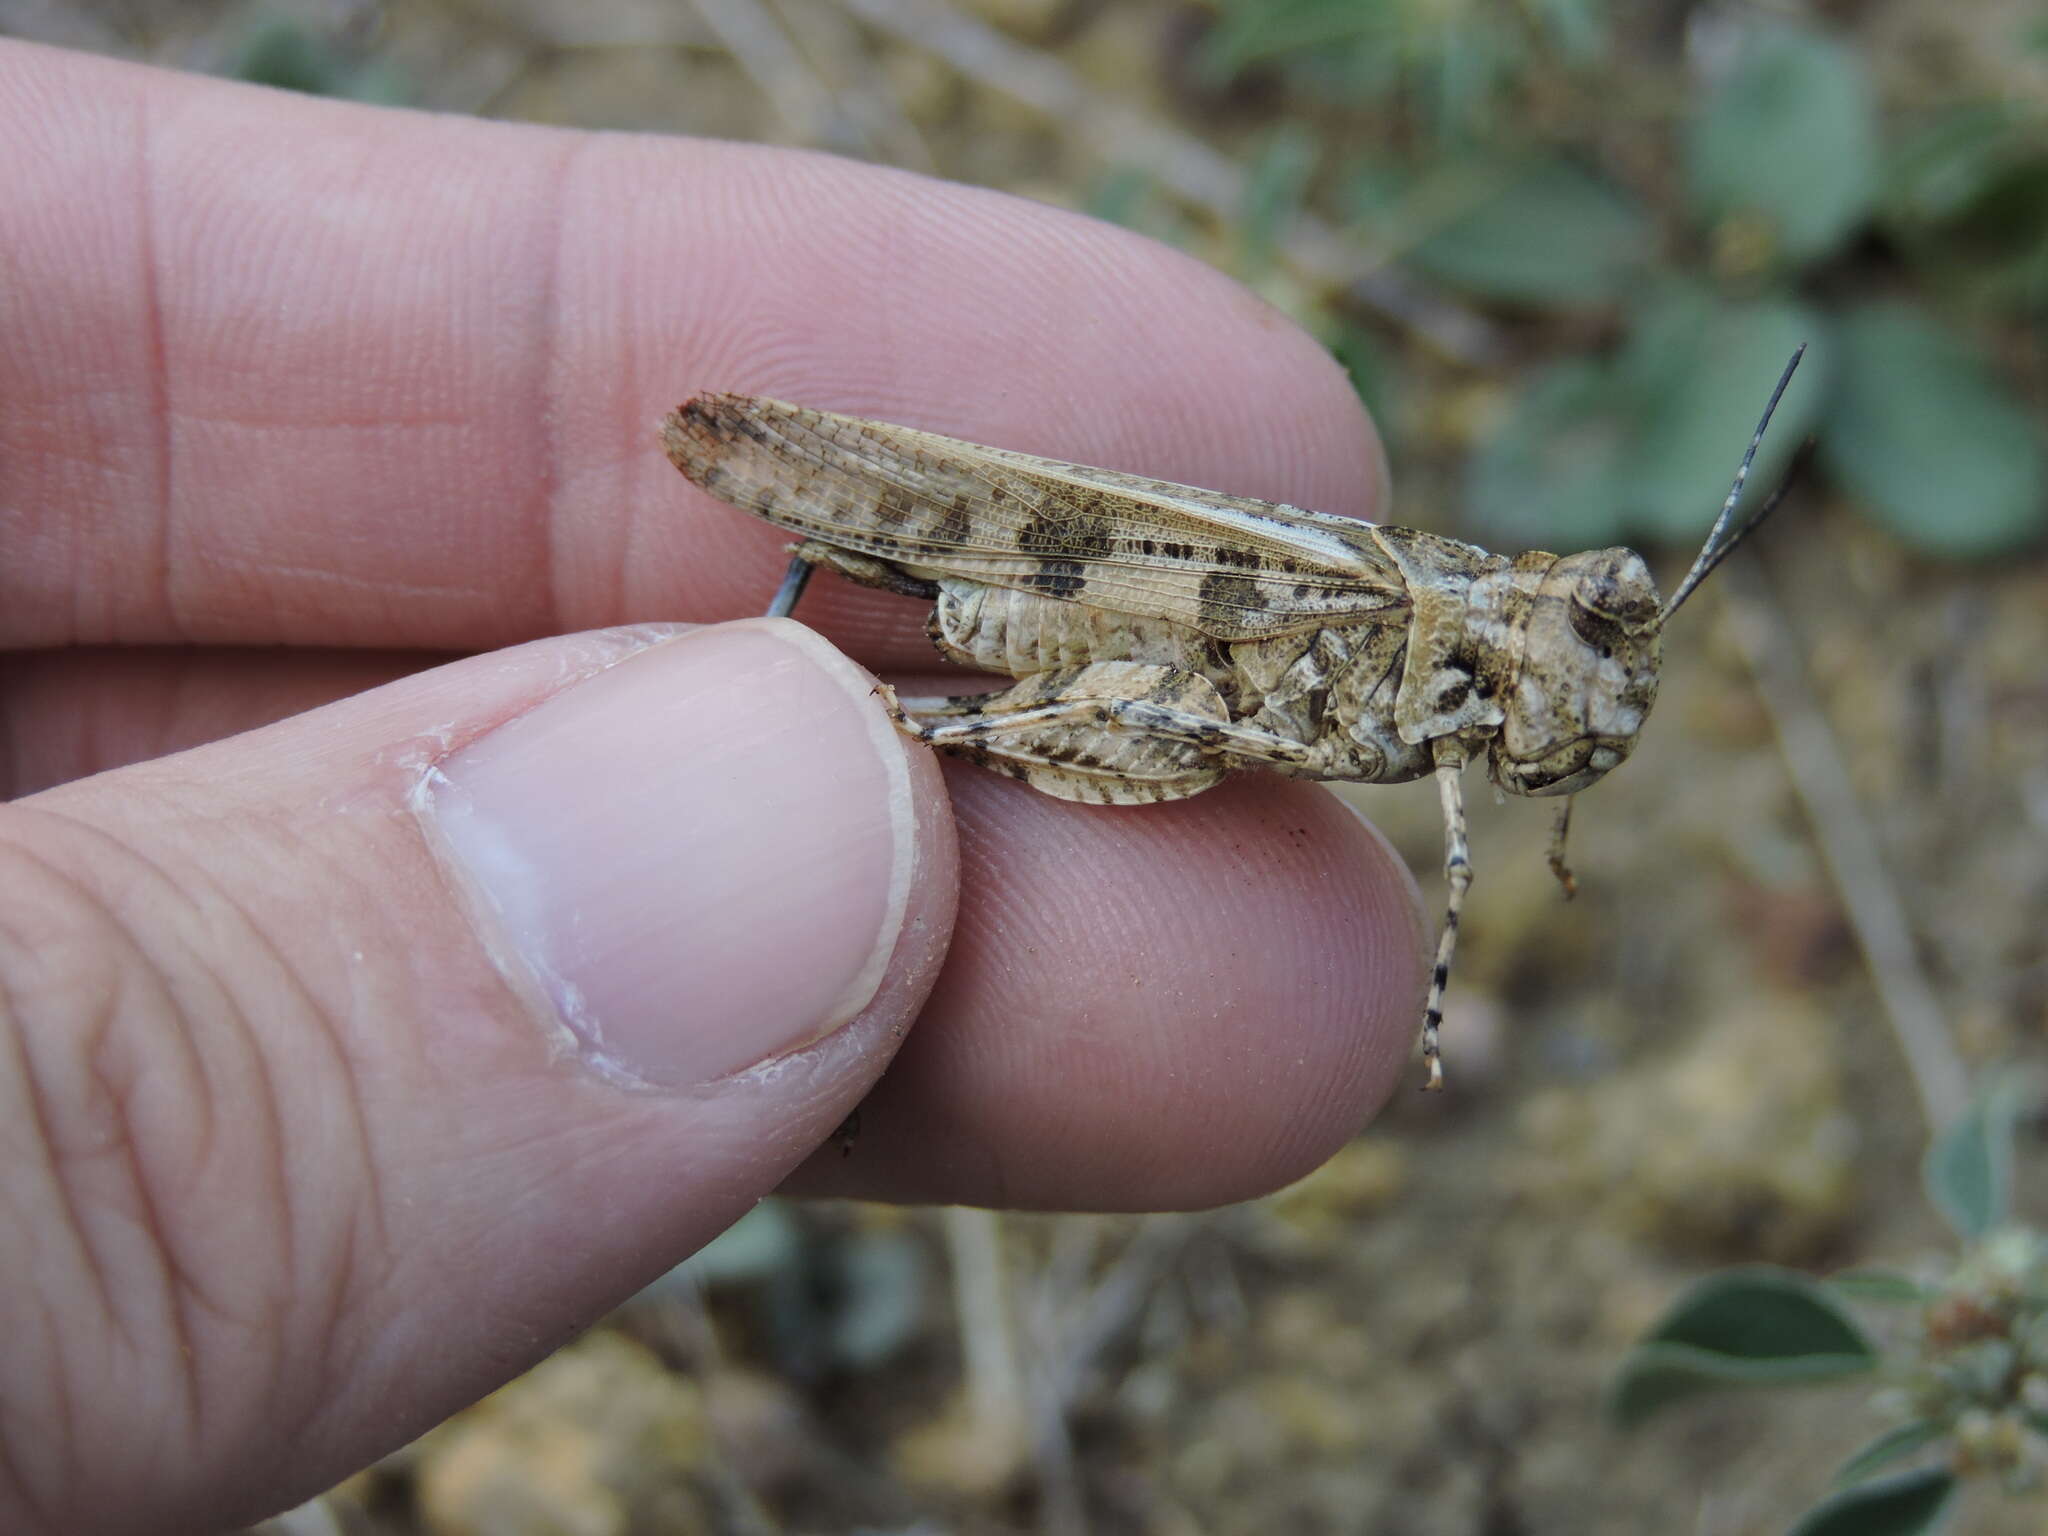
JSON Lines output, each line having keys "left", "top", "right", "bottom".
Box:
{"left": 1608, "top": 1266, "right": 1879, "bottom": 1423}
{"left": 1468, "top": 282, "right": 1821, "bottom": 546}
{"left": 1202, "top": 0, "right": 1607, "bottom": 138}
{"left": 1190, "top": 3, "right": 2048, "bottom": 560}
{"left": 657, "top": 1200, "right": 932, "bottom": 1378}
{"left": 1615, "top": 1083, "right": 2047, "bottom": 1529}
{"left": 1784, "top": 1468, "right": 1961, "bottom": 1536}
{"left": 1684, "top": 22, "right": 1879, "bottom": 268}
{"left": 1238, "top": 122, "right": 1320, "bottom": 276}
{"left": 1375, "top": 156, "right": 1654, "bottom": 306}
{"left": 229, "top": 13, "right": 405, "bottom": 102}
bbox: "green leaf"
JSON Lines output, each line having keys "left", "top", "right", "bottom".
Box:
{"left": 1610, "top": 1267, "right": 1878, "bottom": 1424}
{"left": 1885, "top": 104, "right": 2040, "bottom": 228}
{"left": 231, "top": 18, "right": 353, "bottom": 95}
{"left": 1202, "top": 0, "right": 1588, "bottom": 138}
{"left": 1239, "top": 125, "right": 1319, "bottom": 277}
{"left": 1465, "top": 359, "right": 1636, "bottom": 548}
{"left": 676, "top": 1200, "right": 800, "bottom": 1285}
{"left": 1468, "top": 289, "right": 1822, "bottom": 550}
{"left": 1329, "top": 322, "right": 1400, "bottom": 434}
{"left": 1611, "top": 1339, "right": 1881, "bottom": 1423}
{"left": 1685, "top": 23, "right": 1879, "bottom": 266}
{"left": 1786, "top": 1466, "right": 1958, "bottom": 1536}
{"left": 1201, "top": 0, "right": 1394, "bottom": 81}
{"left": 826, "top": 1231, "right": 928, "bottom": 1368}
{"left": 1085, "top": 167, "right": 1153, "bottom": 230}
{"left": 1648, "top": 1267, "right": 1878, "bottom": 1355}
{"left": 1923, "top": 1087, "right": 2019, "bottom": 1240}
{"left": 1833, "top": 1420, "right": 1949, "bottom": 1487}
{"left": 1883, "top": 106, "right": 2048, "bottom": 307}
{"left": 1342, "top": 156, "right": 1415, "bottom": 226}
{"left": 1527, "top": 0, "right": 1607, "bottom": 65}
{"left": 1402, "top": 156, "right": 1654, "bottom": 306}
{"left": 228, "top": 16, "right": 404, "bottom": 104}
{"left": 1820, "top": 303, "right": 2048, "bottom": 559}
{"left": 1826, "top": 1268, "right": 1930, "bottom": 1307}
{"left": 1612, "top": 285, "right": 1827, "bottom": 540}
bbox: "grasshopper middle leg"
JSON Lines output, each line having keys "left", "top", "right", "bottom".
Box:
{"left": 1422, "top": 747, "right": 1474, "bottom": 1092}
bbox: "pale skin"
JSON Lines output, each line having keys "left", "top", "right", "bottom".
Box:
{"left": 0, "top": 40, "right": 1433, "bottom": 1536}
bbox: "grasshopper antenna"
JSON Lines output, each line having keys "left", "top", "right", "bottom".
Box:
{"left": 1657, "top": 344, "right": 1807, "bottom": 627}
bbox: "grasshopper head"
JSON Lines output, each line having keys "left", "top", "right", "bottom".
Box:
{"left": 1490, "top": 347, "right": 1807, "bottom": 802}
{"left": 1489, "top": 549, "right": 1662, "bottom": 798}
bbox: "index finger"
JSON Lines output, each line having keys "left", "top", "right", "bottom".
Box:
{"left": 0, "top": 41, "right": 1387, "bottom": 663}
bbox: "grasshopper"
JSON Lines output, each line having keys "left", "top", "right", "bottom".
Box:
{"left": 661, "top": 351, "right": 1803, "bottom": 1089}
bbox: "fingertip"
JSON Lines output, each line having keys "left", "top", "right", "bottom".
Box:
{"left": 787, "top": 773, "right": 1430, "bottom": 1210}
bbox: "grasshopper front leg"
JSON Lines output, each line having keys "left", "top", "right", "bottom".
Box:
{"left": 1422, "top": 744, "right": 1474, "bottom": 1092}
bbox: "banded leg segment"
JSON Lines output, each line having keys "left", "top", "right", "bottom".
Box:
{"left": 1546, "top": 797, "right": 1577, "bottom": 899}
{"left": 1422, "top": 747, "right": 1473, "bottom": 1092}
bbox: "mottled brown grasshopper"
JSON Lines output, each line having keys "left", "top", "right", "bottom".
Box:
{"left": 662, "top": 351, "right": 1803, "bottom": 1089}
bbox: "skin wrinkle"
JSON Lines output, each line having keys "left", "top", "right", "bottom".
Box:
{"left": 308, "top": 914, "right": 396, "bottom": 1343}
{"left": 149, "top": 792, "right": 435, "bottom": 1478}
{"left": 298, "top": 1195, "right": 372, "bottom": 1457}
{"left": 193, "top": 560, "right": 502, "bottom": 606}
{"left": 207, "top": 842, "right": 328, "bottom": 1382}
{"left": 68, "top": 817, "right": 252, "bottom": 1435}
{"left": 0, "top": 830, "right": 204, "bottom": 1512}
{"left": 93, "top": 989, "right": 208, "bottom": 1440}
{"left": 0, "top": 837, "right": 130, "bottom": 1338}
{"left": 133, "top": 81, "right": 175, "bottom": 649}
{"left": 533, "top": 131, "right": 582, "bottom": 644}
{"left": 0, "top": 902, "right": 103, "bottom": 1533}
{"left": 0, "top": 1282, "right": 61, "bottom": 1534}
{"left": 209, "top": 805, "right": 423, "bottom": 1442}
{"left": 3, "top": 800, "right": 382, "bottom": 1471}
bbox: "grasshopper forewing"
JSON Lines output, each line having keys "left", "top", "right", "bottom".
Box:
{"left": 661, "top": 351, "right": 1804, "bottom": 1089}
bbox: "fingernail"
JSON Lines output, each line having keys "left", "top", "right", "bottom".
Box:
{"left": 420, "top": 620, "right": 917, "bottom": 1088}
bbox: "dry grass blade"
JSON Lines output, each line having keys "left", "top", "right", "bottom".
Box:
{"left": 690, "top": 0, "right": 837, "bottom": 140}
{"left": 1720, "top": 558, "right": 1970, "bottom": 1133}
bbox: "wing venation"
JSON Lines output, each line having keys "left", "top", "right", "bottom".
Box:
{"left": 662, "top": 393, "right": 1408, "bottom": 641}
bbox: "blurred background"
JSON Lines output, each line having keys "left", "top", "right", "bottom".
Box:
{"left": 7, "top": 0, "right": 2046, "bottom": 1531}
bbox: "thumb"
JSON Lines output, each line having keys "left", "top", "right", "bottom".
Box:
{"left": 0, "top": 618, "right": 954, "bottom": 1536}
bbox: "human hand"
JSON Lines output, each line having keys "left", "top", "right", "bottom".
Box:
{"left": 0, "top": 40, "right": 1428, "bottom": 1535}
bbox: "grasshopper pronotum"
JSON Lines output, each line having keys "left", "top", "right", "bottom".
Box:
{"left": 663, "top": 352, "right": 1804, "bottom": 1088}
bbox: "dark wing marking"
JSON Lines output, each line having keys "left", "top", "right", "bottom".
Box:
{"left": 662, "top": 393, "right": 1407, "bottom": 642}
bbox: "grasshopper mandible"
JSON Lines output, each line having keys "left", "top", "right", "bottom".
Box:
{"left": 662, "top": 351, "right": 1804, "bottom": 1089}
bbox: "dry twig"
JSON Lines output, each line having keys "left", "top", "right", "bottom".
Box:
{"left": 1720, "top": 559, "right": 1970, "bottom": 1133}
